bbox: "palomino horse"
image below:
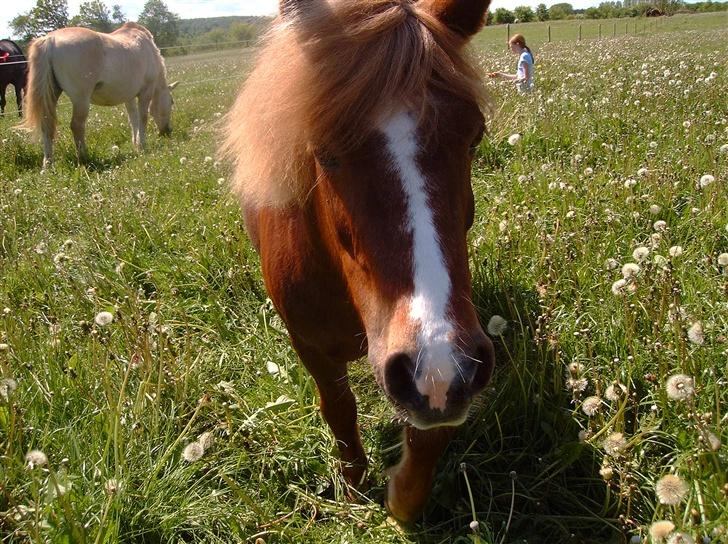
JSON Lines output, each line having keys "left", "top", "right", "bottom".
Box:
{"left": 21, "top": 22, "right": 176, "bottom": 168}
{"left": 222, "top": 0, "right": 494, "bottom": 522}
{"left": 0, "top": 39, "right": 27, "bottom": 117}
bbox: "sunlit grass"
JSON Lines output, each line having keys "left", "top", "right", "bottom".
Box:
{"left": 1, "top": 16, "right": 726, "bottom": 544}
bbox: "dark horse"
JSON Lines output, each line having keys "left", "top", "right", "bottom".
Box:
{"left": 223, "top": 0, "right": 495, "bottom": 522}
{"left": 0, "top": 39, "right": 27, "bottom": 117}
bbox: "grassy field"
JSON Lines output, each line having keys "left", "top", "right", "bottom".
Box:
{"left": 1, "top": 13, "right": 727, "bottom": 544}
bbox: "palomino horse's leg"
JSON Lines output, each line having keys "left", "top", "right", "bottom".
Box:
{"left": 70, "top": 101, "right": 90, "bottom": 163}
{"left": 124, "top": 99, "right": 140, "bottom": 149}
{"left": 291, "top": 338, "right": 368, "bottom": 490}
{"left": 386, "top": 426, "right": 456, "bottom": 522}
{"left": 137, "top": 93, "right": 151, "bottom": 150}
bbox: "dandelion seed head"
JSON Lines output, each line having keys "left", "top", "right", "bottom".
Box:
{"left": 94, "top": 311, "right": 114, "bottom": 327}
{"left": 687, "top": 322, "right": 704, "bottom": 345}
{"left": 584, "top": 167, "right": 594, "bottom": 176}
{"left": 605, "top": 258, "right": 620, "bottom": 270}
{"left": 666, "top": 374, "right": 695, "bottom": 401}
{"left": 650, "top": 520, "right": 676, "bottom": 541}
{"left": 656, "top": 474, "right": 688, "bottom": 505}
{"left": 649, "top": 204, "right": 661, "bottom": 215}
{"left": 469, "top": 520, "right": 480, "bottom": 532}
{"left": 605, "top": 383, "right": 626, "bottom": 401}
{"left": 599, "top": 465, "right": 614, "bottom": 481}
{"left": 25, "top": 449, "right": 48, "bottom": 469}
{"left": 669, "top": 246, "right": 684, "bottom": 258}
{"left": 699, "top": 174, "right": 715, "bottom": 188}
{"left": 105, "top": 478, "right": 121, "bottom": 495}
{"left": 622, "top": 262, "right": 641, "bottom": 278}
{"left": 487, "top": 315, "right": 508, "bottom": 336}
{"left": 654, "top": 220, "right": 667, "bottom": 232}
{"left": 508, "top": 133, "right": 521, "bottom": 146}
{"left": 632, "top": 247, "right": 650, "bottom": 262}
{"left": 0, "top": 378, "right": 18, "bottom": 402}
{"left": 182, "top": 442, "right": 204, "bottom": 462}
{"left": 567, "top": 377, "right": 588, "bottom": 392}
{"left": 717, "top": 253, "right": 728, "bottom": 266}
{"left": 603, "top": 432, "right": 627, "bottom": 456}
{"left": 637, "top": 167, "right": 648, "bottom": 177}
{"left": 581, "top": 396, "right": 601, "bottom": 416}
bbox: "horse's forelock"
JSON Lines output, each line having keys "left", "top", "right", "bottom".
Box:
{"left": 221, "top": 0, "right": 488, "bottom": 208}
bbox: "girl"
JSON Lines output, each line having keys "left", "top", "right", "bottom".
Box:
{"left": 488, "top": 34, "right": 535, "bottom": 93}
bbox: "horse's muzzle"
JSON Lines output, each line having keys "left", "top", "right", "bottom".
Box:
{"left": 383, "top": 338, "right": 494, "bottom": 429}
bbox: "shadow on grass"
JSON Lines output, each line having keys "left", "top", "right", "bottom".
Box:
{"left": 371, "top": 267, "right": 619, "bottom": 543}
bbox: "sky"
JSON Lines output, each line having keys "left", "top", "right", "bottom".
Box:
{"left": 0, "top": 0, "right": 663, "bottom": 39}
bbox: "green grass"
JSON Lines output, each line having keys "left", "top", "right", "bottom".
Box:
{"left": 1, "top": 14, "right": 727, "bottom": 544}
{"left": 473, "top": 11, "right": 728, "bottom": 50}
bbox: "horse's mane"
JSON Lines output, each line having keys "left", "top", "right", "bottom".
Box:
{"left": 221, "top": 0, "right": 488, "bottom": 207}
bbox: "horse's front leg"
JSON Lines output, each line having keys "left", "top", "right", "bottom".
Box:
{"left": 386, "top": 425, "right": 456, "bottom": 523}
{"left": 70, "top": 101, "right": 90, "bottom": 163}
{"left": 0, "top": 85, "right": 6, "bottom": 114}
{"left": 137, "top": 93, "right": 151, "bottom": 150}
{"left": 125, "top": 99, "right": 140, "bottom": 149}
{"left": 292, "top": 338, "right": 368, "bottom": 491}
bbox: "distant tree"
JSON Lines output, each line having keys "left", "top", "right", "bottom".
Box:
{"left": 492, "top": 7, "right": 515, "bottom": 24}
{"left": 548, "top": 2, "right": 574, "bottom": 19}
{"left": 73, "top": 0, "right": 112, "bottom": 32}
{"left": 514, "top": 5, "right": 535, "bottom": 21}
{"left": 9, "top": 14, "right": 35, "bottom": 41}
{"left": 10, "top": 0, "right": 69, "bottom": 40}
{"left": 111, "top": 4, "right": 126, "bottom": 25}
{"left": 228, "top": 21, "right": 257, "bottom": 42}
{"left": 536, "top": 3, "right": 550, "bottom": 20}
{"left": 485, "top": 9, "right": 494, "bottom": 25}
{"left": 138, "top": 0, "right": 179, "bottom": 47}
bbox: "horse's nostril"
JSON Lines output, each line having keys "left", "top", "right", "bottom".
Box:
{"left": 384, "top": 352, "right": 417, "bottom": 405}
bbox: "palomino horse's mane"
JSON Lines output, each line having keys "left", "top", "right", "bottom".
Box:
{"left": 221, "top": 0, "right": 489, "bottom": 207}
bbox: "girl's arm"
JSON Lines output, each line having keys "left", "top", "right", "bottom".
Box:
{"left": 488, "top": 71, "right": 517, "bottom": 80}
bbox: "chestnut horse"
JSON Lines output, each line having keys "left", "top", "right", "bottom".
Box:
{"left": 0, "top": 39, "right": 27, "bottom": 117}
{"left": 21, "top": 22, "right": 176, "bottom": 169}
{"left": 223, "top": 0, "right": 494, "bottom": 522}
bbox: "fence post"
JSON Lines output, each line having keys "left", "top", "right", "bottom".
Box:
{"left": 599, "top": 23, "right": 602, "bottom": 39}
{"left": 613, "top": 22, "right": 616, "bottom": 37}
{"left": 625, "top": 22, "right": 628, "bottom": 35}
{"left": 548, "top": 24, "right": 551, "bottom": 43}
{"left": 507, "top": 23, "right": 510, "bottom": 42}
{"left": 579, "top": 23, "right": 582, "bottom": 41}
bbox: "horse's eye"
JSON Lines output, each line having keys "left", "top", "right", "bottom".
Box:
{"left": 469, "top": 127, "right": 485, "bottom": 154}
{"left": 316, "top": 151, "right": 340, "bottom": 170}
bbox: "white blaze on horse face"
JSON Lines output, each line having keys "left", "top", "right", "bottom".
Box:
{"left": 379, "top": 110, "right": 456, "bottom": 413}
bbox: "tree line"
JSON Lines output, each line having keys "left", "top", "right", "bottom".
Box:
{"left": 489, "top": 0, "right": 728, "bottom": 24}
{"left": 7, "top": 0, "right": 265, "bottom": 50}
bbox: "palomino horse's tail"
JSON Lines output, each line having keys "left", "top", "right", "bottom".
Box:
{"left": 19, "top": 35, "right": 58, "bottom": 140}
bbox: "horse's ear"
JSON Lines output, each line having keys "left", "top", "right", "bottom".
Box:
{"left": 422, "top": 0, "right": 491, "bottom": 40}
{"left": 168, "top": 81, "right": 179, "bottom": 90}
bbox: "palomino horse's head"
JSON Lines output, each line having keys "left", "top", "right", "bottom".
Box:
{"left": 226, "top": 0, "right": 495, "bottom": 429}
{"left": 151, "top": 80, "right": 178, "bottom": 136}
